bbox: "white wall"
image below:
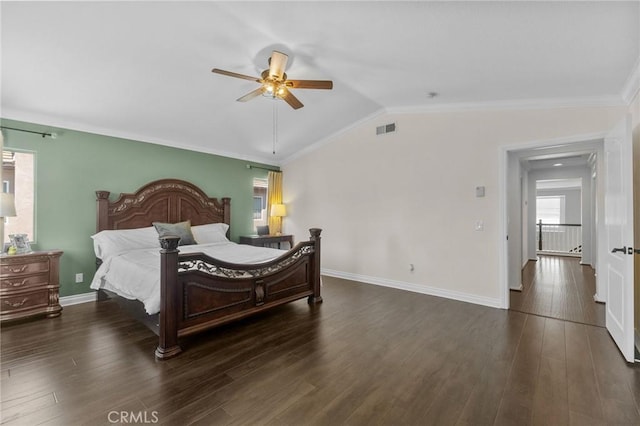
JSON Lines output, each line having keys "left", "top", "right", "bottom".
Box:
{"left": 283, "top": 105, "right": 626, "bottom": 307}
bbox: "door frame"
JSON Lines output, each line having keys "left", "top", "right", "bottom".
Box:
{"left": 498, "top": 132, "right": 607, "bottom": 309}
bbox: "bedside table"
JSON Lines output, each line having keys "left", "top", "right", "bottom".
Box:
{"left": 0, "top": 250, "right": 63, "bottom": 323}
{"left": 239, "top": 235, "right": 294, "bottom": 250}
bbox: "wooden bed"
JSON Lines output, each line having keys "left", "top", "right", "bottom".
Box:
{"left": 95, "top": 178, "right": 322, "bottom": 360}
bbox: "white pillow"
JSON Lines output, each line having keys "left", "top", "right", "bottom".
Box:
{"left": 91, "top": 226, "right": 160, "bottom": 260}
{"left": 191, "top": 223, "right": 230, "bottom": 244}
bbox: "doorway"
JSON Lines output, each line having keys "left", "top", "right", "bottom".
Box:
{"left": 501, "top": 137, "right": 604, "bottom": 302}
{"left": 501, "top": 135, "right": 604, "bottom": 300}
{"left": 500, "top": 118, "right": 636, "bottom": 362}
{"left": 506, "top": 146, "right": 603, "bottom": 326}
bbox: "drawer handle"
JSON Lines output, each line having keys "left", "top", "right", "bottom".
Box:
{"left": 7, "top": 265, "right": 28, "bottom": 274}
{"left": 4, "top": 298, "right": 28, "bottom": 308}
{"left": 3, "top": 279, "right": 27, "bottom": 288}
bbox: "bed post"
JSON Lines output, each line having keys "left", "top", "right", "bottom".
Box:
{"left": 155, "top": 236, "right": 182, "bottom": 360}
{"left": 308, "top": 228, "right": 323, "bottom": 304}
{"left": 96, "top": 191, "right": 110, "bottom": 232}
{"left": 222, "top": 197, "right": 231, "bottom": 238}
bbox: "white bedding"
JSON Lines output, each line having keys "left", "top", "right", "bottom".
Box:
{"left": 90, "top": 241, "right": 285, "bottom": 315}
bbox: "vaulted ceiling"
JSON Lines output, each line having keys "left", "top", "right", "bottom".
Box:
{"left": 1, "top": 1, "right": 638, "bottom": 165}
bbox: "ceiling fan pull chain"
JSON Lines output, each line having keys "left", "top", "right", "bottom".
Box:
{"left": 273, "top": 101, "right": 278, "bottom": 155}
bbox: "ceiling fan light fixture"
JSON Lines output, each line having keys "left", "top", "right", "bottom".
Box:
{"left": 212, "top": 49, "right": 332, "bottom": 110}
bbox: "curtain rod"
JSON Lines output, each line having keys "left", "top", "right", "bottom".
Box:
{"left": 0, "top": 126, "right": 57, "bottom": 139}
{"left": 246, "top": 164, "right": 280, "bottom": 172}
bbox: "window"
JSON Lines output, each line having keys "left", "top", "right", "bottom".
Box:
{"left": 252, "top": 178, "right": 268, "bottom": 229}
{"left": 536, "top": 195, "right": 565, "bottom": 224}
{"left": 253, "top": 196, "right": 264, "bottom": 219}
{"left": 2, "top": 150, "right": 35, "bottom": 244}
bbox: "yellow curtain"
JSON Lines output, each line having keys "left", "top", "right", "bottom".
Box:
{"left": 267, "top": 171, "right": 283, "bottom": 234}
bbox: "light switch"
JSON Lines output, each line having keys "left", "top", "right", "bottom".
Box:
{"left": 475, "top": 220, "right": 484, "bottom": 231}
{"left": 476, "top": 186, "right": 485, "bottom": 197}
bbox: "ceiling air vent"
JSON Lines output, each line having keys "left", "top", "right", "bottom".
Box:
{"left": 376, "top": 122, "right": 396, "bottom": 136}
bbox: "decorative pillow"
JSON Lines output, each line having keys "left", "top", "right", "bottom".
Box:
{"left": 91, "top": 226, "right": 160, "bottom": 260}
{"left": 152, "top": 220, "right": 197, "bottom": 246}
{"left": 191, "top": 223, "right": 230, "bottom": 244}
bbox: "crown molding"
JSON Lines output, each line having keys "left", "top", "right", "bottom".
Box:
{"left": 5, "top": 84, "right": 633, "bottom": 170}
{"left": 622, "top": 56, "right": 640, "bottom": 105}
{"left": 1, "top": 108, "right": 281, "bottom": 167}
{"left": 386, "top": 95, "right": 626, "bottom": 115}
{"left": 281, "top": 95, "right": 625, "bottom": 165}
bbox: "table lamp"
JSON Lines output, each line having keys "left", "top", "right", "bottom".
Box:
{"left": 270, "top": 203, "right": 287, "bottom": 235}
{"left": 0, "top": 193, "right": 17, "bottom": 253}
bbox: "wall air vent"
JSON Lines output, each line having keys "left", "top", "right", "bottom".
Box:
{"left": 376, "top": 122, "right": 396, "bottom": 136}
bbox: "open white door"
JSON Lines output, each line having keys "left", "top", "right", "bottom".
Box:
{"left": 603, "top": 115, "right": 635, "bottom": 362}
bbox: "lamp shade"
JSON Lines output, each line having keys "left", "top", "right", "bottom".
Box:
{"left": 0, "top": 193, "right": 16, "bottom": 217}
{"left": 270, "top": 203, "right": 287, "bottom": 218}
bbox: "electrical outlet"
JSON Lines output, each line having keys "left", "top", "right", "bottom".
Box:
{"left": 75, "top": 273, "right": 83, "bottom": 283}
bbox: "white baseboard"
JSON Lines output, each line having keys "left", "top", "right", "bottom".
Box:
{"left": 510, "top": 283, "right": 523, "bottom": 292}
{"left": 60, "top": 292, "right": 96, "bottom": 307}
{"left": 593, "top": 293, "right": 606, "bottom": 303}
{"left": 321, "top": 268, "right": 503, "bottom": 309}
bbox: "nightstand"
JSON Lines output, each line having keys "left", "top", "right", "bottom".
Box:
{"left": 0, "top": 250, "right": 63, "bottom": 323}
{"left": 239, "top": 235, "right": 294, "bottom": 250}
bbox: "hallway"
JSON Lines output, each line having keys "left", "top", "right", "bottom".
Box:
{"left": 510, "top": 255, "right": 605, "bottom": 327}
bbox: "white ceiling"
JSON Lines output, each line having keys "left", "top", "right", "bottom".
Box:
{"left": 1, "top": 1, "right": 639, "bottom": 165}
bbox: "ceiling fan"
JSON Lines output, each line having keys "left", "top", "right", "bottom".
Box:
{"left": 212, "top": 50, "right": 333, "bottom": 110}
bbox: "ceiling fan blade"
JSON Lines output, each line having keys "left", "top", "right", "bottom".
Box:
{"left": 268, "top": 51, "right": 288, "bottom": 80}
{"left": 286, "top": 79, "right": 333, "bottom": 90}
{"left": 281, "top": 88, "right": 303, "bottom": 110}
{"left": 237, "top": 87, "right": 265, "bottom": 102}
{"left": 212, "top": 68, "right": 261, "bottom": 82}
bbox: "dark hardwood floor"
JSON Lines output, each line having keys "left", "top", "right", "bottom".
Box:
{"left": 2, "top": 276, "right": 639, "bottom": 425}
{"left": 510, "top": 255, "right": 605, "bottom": 328}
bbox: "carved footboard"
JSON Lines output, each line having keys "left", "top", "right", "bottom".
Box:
{"left": 155, "top": 228, "right": 322, "bottom": 359}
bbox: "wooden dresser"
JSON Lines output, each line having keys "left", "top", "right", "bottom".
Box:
{"left": 0, "top": 250, "right": 63, "bottom": 323}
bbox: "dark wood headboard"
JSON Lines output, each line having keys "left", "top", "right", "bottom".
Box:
{"left": 96, "top": 179, "right": 230, "bottom": 232}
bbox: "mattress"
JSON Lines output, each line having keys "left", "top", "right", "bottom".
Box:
{"left": 90, "top": 241, "right": 284, "bottom": 314}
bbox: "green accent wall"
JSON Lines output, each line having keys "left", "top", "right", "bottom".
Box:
{"left": 1, "top": 118, "right": 275, "bottom": 297}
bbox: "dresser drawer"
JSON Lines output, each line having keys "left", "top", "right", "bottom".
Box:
{"left": 0, "top": 250, "right": 63, "bottom": 322}
{"left": 0, "top": 290, "right": 49, "bottom": 314}
{"left": 0, "top": 260, "right": 49, "bottom": 278}
{"left": 0, "top": 274, "right": 49, "bottom": 292}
